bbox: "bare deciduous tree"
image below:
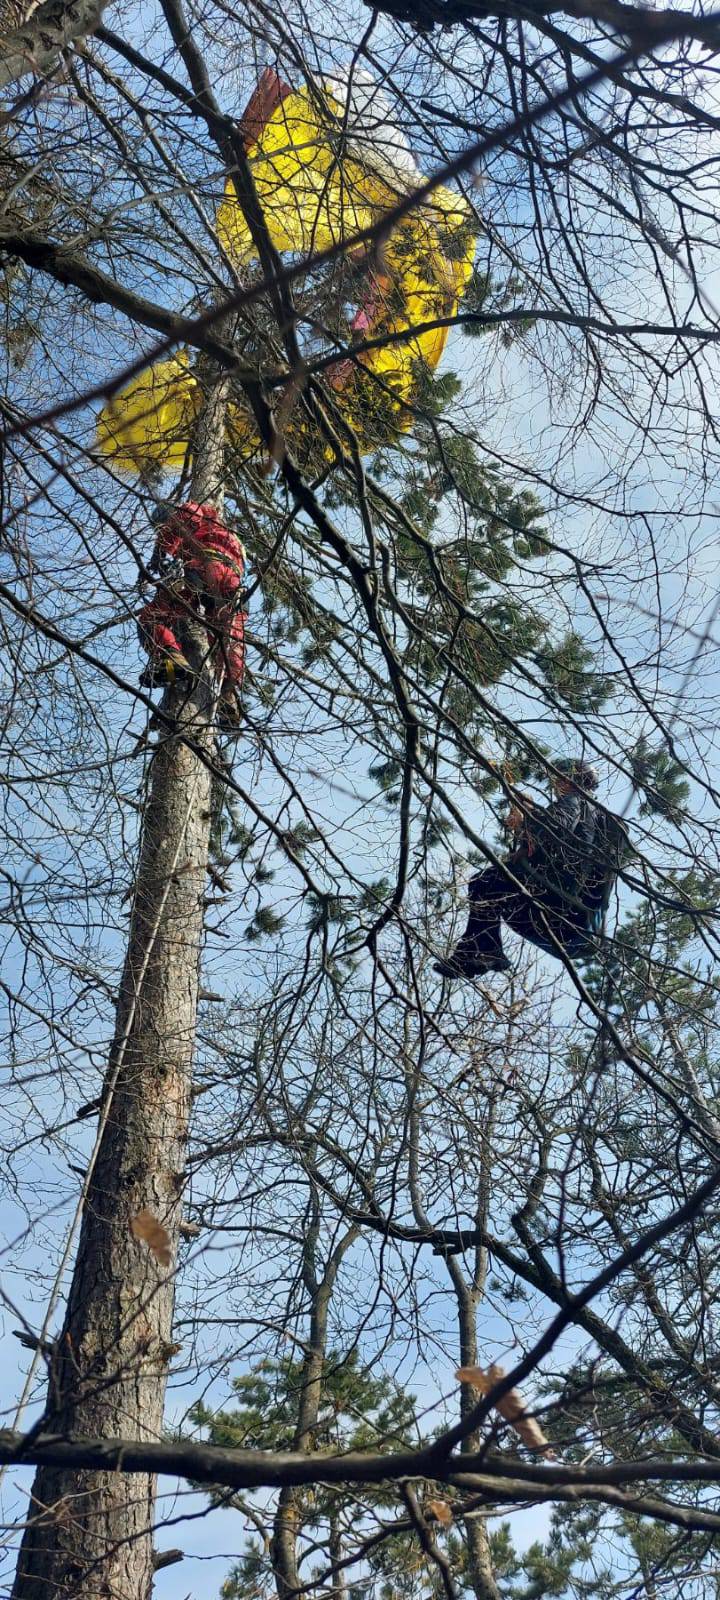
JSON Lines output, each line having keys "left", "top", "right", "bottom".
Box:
{"left": 1, "top": 0, "right": 720, "bottom": 1595}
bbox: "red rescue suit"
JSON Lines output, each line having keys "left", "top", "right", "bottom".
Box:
{"left": 157, "top": 502, "right": 245, "bottom": 603}
{"left": 139, "top": 502, "right": 247, "bottom": 693}
{"left": 206, "top": 606, "right": 246, "bottom": 689}
{"left": 138, "top": 595, "right": 189, "bottom": 673}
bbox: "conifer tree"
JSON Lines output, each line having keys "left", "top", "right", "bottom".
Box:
{"left": 2, "top": 3, "right": 720, "bottom": 1596}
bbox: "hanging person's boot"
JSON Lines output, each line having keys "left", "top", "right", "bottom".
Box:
{"left": 139, "top": 650, "right": 192, "bottom": 688}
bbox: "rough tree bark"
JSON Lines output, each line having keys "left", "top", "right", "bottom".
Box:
{"left": 11, "top": 375, "right": 229, "bottom": 1600}
{"left": 0, "top": 0, "right": 109, "bottom": 91}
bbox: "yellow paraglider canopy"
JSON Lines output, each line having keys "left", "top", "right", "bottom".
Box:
{"left": 217, "top": 88, "right": 373, "bottom": 262}
{"left": 97, "top": 68, "right": 478, "bottom": 474}
{"left": 97, "top": 352, "right": 202, "bottom": 475}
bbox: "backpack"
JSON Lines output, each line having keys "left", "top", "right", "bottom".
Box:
{"left": 515, "top": 801, "right": 630, "bottom": 925}
{"left": 581, "top": 806, "right": 631, "bottom": 917}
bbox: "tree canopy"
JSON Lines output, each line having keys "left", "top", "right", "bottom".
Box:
{"left": 2, "top": 0, "right": 720, "bottom": 1595}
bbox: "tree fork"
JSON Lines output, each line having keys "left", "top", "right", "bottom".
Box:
{"left": 11, "top": 373, "right": 229, "bottom": 1600}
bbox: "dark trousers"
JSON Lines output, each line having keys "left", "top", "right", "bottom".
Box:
{"left": 455, "top": 864, "right": 591, "bottom": 961}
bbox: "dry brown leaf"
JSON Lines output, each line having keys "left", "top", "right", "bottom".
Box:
{"left": 425, "top": 1499, "right": 453, "bottom": 1525}
{"left": 51, "top": 1496, "right": 75, "bottom": 1528}
{"left": 456, "top": 1363, "right": 554, "bottom": 1456}
{"left": 130, "top": 1209, "right": 172, "bottom": 1269}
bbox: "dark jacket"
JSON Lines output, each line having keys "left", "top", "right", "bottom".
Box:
{"left": 511, "top": 793, "right": 597, "bottom": 904}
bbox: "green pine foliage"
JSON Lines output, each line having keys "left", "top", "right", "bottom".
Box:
{"left": 305, "top": 891, "right": 349, "bottom": 932}
{"left": 356, "top": 876, "right": 393, "bottom": 910}
{"left": 244, "top": 904, "right": 286, "bottom": 941}
{"left": 458, "top": 268, "right": 535, "bottom": 345}
{"left": 209, "top": 768, "right": 254, "bottom": 867}
{"left": 192, "top": 1351, "right": 419, "bottom": 1600}
{"left": 630, "top": 735, "right": 691, "bottom": 821}
{"left": 360, "top": 367, "right": 611, "bottom": 806}
{"left": 192, "top": 1349, "right": 417, "bottom": 1456}
{"left": 512, "top": 877, "right": 720, "bottom": 1600}
{"left": 537, "top": 632, "right": 613, "bottom": 714}
{"left": 508, "top": 1355, "right": 720, "bottom": 1599}
{"left": 585, "top": 865, "right": 719, "bottom": 1021}
{"left": 235, "top": 276, "right": 609, "bottom": 761}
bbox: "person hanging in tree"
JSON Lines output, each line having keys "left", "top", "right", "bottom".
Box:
{"left": 138, "top": 501, "right": 247, "bottom": 721}
{"left": 434, "top": 759, "right": 628, "bottom": 978}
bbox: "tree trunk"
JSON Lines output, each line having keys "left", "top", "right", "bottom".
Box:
{"left": 328, "top": 1512, "right": 347, "bottom": 1600}
{"left": 271, "top": 1309, "right": 327, "bottom": 1600}
{"left": 11, "top": 379, "right": 227, "bottom": 1600}
{"left": 0, "top": 0, "right": 109, "bottom": 90}
{"left": 455, "top": 1287, "right": 501, "bottom": 1600}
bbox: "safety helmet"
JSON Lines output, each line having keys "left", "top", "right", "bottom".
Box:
{"left": 554, "top": 758, "right": 599, "bottom": 792}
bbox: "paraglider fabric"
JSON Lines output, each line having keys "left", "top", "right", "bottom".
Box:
{"left": 97, "top": 70, "right": 477, "bottom": 474}
{"left": 97, "top": 352, "right": 202, "bottom": 476}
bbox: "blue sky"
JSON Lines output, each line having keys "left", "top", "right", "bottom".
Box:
{"left": 2, "top": 6, "right": 720, "bottom": 1594}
